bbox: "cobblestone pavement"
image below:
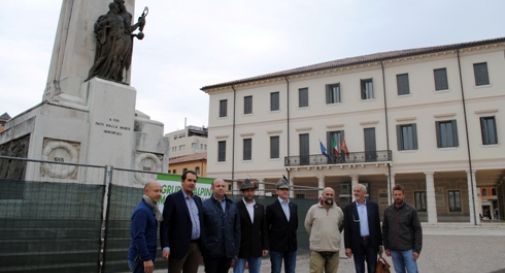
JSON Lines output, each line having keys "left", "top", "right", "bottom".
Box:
{"left": 154, "top": 223, "right": 505, "bottom": 273}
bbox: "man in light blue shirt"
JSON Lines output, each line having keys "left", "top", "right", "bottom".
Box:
{"left": 343, "top": 184, "right": 383, "bottom": 273}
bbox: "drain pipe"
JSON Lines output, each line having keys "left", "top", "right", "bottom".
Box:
{"left": 231, "top": 85, "right": 237, "bottom": 183}
{"left": 284, "top": 77, "right": 291, "bottom": 184}
{"left": 456, "top": 49, "right": 478, "bottom": 225}
{"left": 380, "top": 61, "right": 393, "bottom": 205}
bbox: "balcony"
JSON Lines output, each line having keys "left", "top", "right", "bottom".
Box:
{"left": 284, "top": 150, "right": 392, "bottom": 167}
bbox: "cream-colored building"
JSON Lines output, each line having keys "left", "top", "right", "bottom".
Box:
{"left": 166, "top": 125, "right": 208, "bottom": 158}
{"left": 202, "top": 37, "right": 505, "bottom": 224}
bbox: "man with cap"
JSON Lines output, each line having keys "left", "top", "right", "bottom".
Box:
{"left": 234, "top": 179, "right": 268, "bottom": 273}
{"left": 266, "top": 176, "right": 298, "bottom": 273}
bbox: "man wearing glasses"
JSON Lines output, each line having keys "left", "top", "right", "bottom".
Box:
{"left": 266, "top": 177, "right": 298, "bottom": 273}
{"left": 160, "top": 170, "right": 204, "bottom": 273}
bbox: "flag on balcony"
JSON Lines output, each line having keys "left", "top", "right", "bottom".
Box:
{"left": 331, "top": 136, "right": 339, "bottom": 156}
{"left": 340, "top": 138, "right": 349, "bottom": 156}
{"left": 319, "top": 141, "right": 329, "bottom": 157}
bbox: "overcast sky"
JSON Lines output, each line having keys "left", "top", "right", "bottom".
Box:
{"left": 1, "top": 0, "right": 504, "bottom": 133}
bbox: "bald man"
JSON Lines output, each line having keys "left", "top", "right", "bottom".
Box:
{"left": 201, "top": 178, "right": 240, "bottom": 273}
{"left": 128, "top": 181, "right": 162, "bottom": 273}
{"left": 304, "top": 187, "right": 344, "bottom": 273}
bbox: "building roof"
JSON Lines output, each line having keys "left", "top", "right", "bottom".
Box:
{"left": 0, "top": 112, "right": 11, "bottom": 121}
{"left": 201, "top": 37, "right": 505, "bottom": 91}
{"left": 169, "top": 152, "right": 207, "bottom": 164}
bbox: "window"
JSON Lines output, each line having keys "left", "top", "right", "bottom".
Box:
{"left": 414, "top": 191, "right": 427, "bottom": 212}
{"left": 218, "top": 140, "right": 226, "bottom": 162}
{"left": 298, "top": 88, "right": 309, "bottom": 107}
{"left": 219, "top": 99, "right": 227, "bottom": 117}
{"left": 396, "top": 73, "right": 410, "bottom": 95}
{"left": 326, "top": 83, "right": 341, "bottom": 104}
{"left": 480, "top": 116, "right": 497, "bottom": 145}
{"left": 360, "top": 79, "right": 374, "bottom": 100}
{"left": 434, "top": 68, "right": 449, "bottom": 90}
{"left": 396, "top": 124, "right": 418, "bottom": 150}
{"left": 448, "top": 190, "right": 462, "bottom": 212}
{"left": 482, "top": 188, "right": 487, "bottom": 196}
{"left": 299, "top": 133, "right": 310, "bottom": 165}
{"left": 244, "top": 95, "right": 253, "bottom": 114}
{"left": 192, "top": 143, "right": 198, "bottom": 150}
{"left": 327, "top": 131, "right": 343, "bottom": 156}
{"left": 473, "top": 62, "right": 490, "bottom": 86}
{"left": 195, "top": 167, "right": 200, "bottom": 175}
{"left": 270, "top": 92, "right": 280, "bottom": 111}
{"left": 243, "top": 138, "right": 252, "bottom": 160}
{"left": 436, "top": 120, "right": 458, "bottom": 148}
{"left": 492, "top": 188, "right": 497, "bottom": 196}
{"left": 270, "top": 136, "right": 280, "bottom": 159}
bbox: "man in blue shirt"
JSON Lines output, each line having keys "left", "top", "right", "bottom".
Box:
{"left": 344, "top": 183, "right": 383, "bottom": 273}
{"left": 128, "top": 181, "right": 162, "bottom": 273}
{"left": 160, "top": 170, "right": 204, "bottom": 273}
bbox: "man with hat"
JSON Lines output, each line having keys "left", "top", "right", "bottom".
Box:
{"left": 266, "top": 176, "right": 298, "bottom": 273}
{"left": 233, "top": 179, "right": 268, "bottom": 273}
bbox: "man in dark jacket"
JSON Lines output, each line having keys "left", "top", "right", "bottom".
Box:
{"left": 382, "top": 184, "right": 422, "bottom": 273}
{"left": 128, "top": 181, "right": 162, "bottom": 273}
{"left": 160, "top": 170, "right": 204, "bottom": 273}
{"left": 201, "top": 178, "right": 241, "bottom": 273}
{"left": 234, "top": 179, "right": 268, "bottom": 273}
{"left": 266, "top": 177, "right": 298, "bottom": 273}
{"left": 344, "top": 183, "right": 383, "bottom": 273}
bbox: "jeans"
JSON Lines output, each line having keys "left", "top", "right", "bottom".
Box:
{"left": 391, "top": 250, "right": 418, "bottom": 273}
{"left": 269, "top": 251, "right": 296, "bottom": 273}
{"left": 234, "top": 257, "right": 262, "bottom": 273}
{"left": 127, "top": 257, "right": 144, "bottom": 273}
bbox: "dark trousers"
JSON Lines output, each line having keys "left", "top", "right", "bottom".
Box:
{"left": 352, "top": 237, "right": 378, "bottom": 273}
{"left": 168, "top": 242, "right": 202, "bottom": 273}
{"left": 203, "top": 256, "right": 232, "bottom": 273}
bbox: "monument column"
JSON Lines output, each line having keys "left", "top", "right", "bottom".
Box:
{"left": 44, "top": 0, "right": 135, "bottom": 105}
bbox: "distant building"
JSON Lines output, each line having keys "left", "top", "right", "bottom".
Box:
{"left": 166, "top": 125, "right": 208, "bottom": 175}
{"left": 168, "top": 152, "right": 207, "bottom": 177}
{"left": 202, "top": 37, "right": 505, "bottom": 225}
{"left": 0, "top": 113, "right": 11, "bottom": 133}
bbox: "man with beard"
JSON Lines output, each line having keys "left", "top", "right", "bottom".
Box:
{"left": 382, "top": 185, "right": 422, "bottom": 273}
{"left": 344, "top": 184, "right": 383, "bottom": 273}
{"left": 234, "top": 179, "right": 268, "bottom": 273}
{"left": 304, "top": 187, "right": 344, "bottom": 273}
{"left": 128, "top": 181, "right": 162, "bottom": 273}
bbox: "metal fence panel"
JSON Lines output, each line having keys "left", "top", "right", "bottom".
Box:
{"left": 0, "top": 156, "right": 106, "bottom": 273}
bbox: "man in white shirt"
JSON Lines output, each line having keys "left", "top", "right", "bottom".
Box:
{"left": 234, "top": 179, "right": 268, "bottom": 273}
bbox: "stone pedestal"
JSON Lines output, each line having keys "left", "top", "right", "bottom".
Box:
{"left": 0, "top": 78, "right": 167, "bottom": 186}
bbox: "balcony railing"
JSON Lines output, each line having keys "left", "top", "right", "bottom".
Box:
{"left": 284, "top": 150, "right": 392, "bottom": 167}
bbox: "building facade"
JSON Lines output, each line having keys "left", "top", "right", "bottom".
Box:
{"left": 202, "top": 38, "right": 505, "bottom": 224}
{"left": 166, "top": 125, "right": 208, "bottom": 158}
{"left": 168, "top": 152, "right": 207, "bottom": 177}
{"left": 166, "top": 125, "right": 208, "bottom": 176}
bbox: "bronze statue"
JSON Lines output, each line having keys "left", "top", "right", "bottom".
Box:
{"left": 87, "top": 0, "right": 148, "bottom": 83}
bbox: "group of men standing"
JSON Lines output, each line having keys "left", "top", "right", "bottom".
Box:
{"left": 127, "top": 170, "right": 423, "bottom": 273}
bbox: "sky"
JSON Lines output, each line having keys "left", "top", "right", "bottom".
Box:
{"left": 1, "top": 0, "right": 504, "bottom": 134}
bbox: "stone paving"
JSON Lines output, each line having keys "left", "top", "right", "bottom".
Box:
{"left": 154, "top": 223, "right": 505, "bottom": 273}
